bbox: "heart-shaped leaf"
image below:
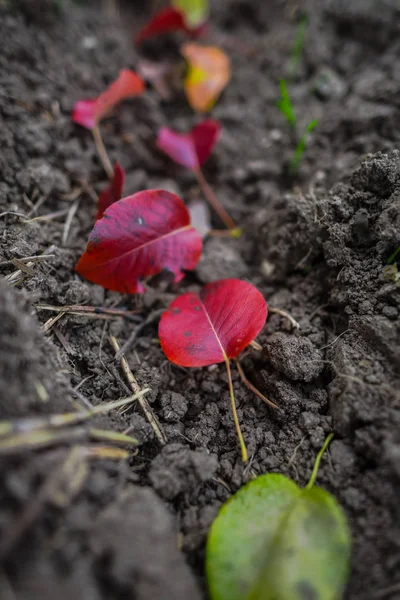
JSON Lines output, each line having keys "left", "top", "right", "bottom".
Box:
{"left": 96, "top": 163, "right": 125, "bottom": 220}
{"left": 206, "top": 441, "right": 351, "bottom": 600}
{"left": 75, "top": 189, "right": 202, "bottom": 294}
{"left": 182, "top": 43, "right": 231, "bottom": 112}
{"left": 72, "top": 69, "right": 145, "bottom": 130}
{"left": 172, "top": 0, "right": 209, "bottom": 27}
{"left": 157, "top": 119, "right": 221, "bottom": 170}
{"left": 159, "top": 279, "right": 267, "bottom": 367}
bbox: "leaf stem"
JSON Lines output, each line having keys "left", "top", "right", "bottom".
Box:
{"left": 235, "top": 359, "right": 279, "bottom": 410}
{"left": 92, "top": 125, "right": 114, "bottom": 179}
{"left": 306, "top": 432, "right": 334, "bottom": 489}
{"left": 269, "top": 307, "right": 301, "bottom": 330}
{"left": 225, "top": 357, "right": 248, "bottom": 463}
{"left": 195, "top": 167, "right": 239, "bottom": 234}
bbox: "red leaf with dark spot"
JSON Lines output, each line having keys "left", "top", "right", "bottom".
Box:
{"left": 157, "top": 119, "right": 221, "bottom": 170}
{"left": 135, "top": 7, "right": 206, "bottom": 45}
{"left": 96, "top": 163, "right": 125, "bottom": 220}
{"left": 72, "top": 69, "right": 145, "bottom": 130}
{"left": 75, "top": 189, "right": 202, "bottom": 294}
{"left": 159, "top": 279, "right": 267, "bottom": 367}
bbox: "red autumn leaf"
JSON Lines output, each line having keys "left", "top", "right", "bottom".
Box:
{"left": 75, "top": 189, "right": 202, "bottom": 294}
{"left": 96, "top": 163, "right": 125, "bottom": 221}
{"left": 135, "top": 6, "right": 206, "bottom": 45}
{"left": 72, "top": 69, "right": 145, "bottom": 130}
{"left": 159, "top": 279, "right": 267, "bottom": 367}
{"left": 156, "top": 119, "right": 221, "bottom": 171}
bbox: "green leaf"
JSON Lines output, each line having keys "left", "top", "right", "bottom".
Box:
{"left": 172, "top": 0, "right": 209, "bottom": 27}
{"left": 206, "top": 474, "right": 350, "bottom": 600}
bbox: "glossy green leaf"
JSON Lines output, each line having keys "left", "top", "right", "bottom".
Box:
{"left": 206, "top": 474, "right": 350, "bottom": 600}
{"left": 172, "top": 0, "right": 209, "bottom": 27}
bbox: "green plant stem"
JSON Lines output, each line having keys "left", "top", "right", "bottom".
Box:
{"left": 290, "top": 119, "right": 318, "bottom": 174}
{"left": 306, "top": 432, "right": 334, "bottom": 489}
{"left": 195, "top": 167, "right": 239, "bottom": 234}
{"left": 289, "top": 14, "right": 308, "bottom": 79}
{"left": 387, "top": 246, "right": 400, "bottom": 265}
{"left": 225, "top": 357, "right": 248, "bottom": 463}
{"left": 92, "top": 125, "right": 114, "bottom": 179}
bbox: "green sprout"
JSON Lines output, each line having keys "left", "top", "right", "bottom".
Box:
{"left": 290, "top": 118, "right": 318, "bottom": 173}
{"left": 277, "top": 81, "right": 318, "bottom": 174}
{"left": 277, "top": 79, "right": 296, "bottom": 129}
{"left": 288, "top": 14, "right": 308, "bottom": 79}
{"left": 387, "top": 246, "right": 400, "bottom": 265}
{"left": 276, "top": 15, "right": 318, "bottom": 175}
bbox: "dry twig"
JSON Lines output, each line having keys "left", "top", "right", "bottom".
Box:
{"left": 110, "top": 335, "right": 167, "bottom": 445}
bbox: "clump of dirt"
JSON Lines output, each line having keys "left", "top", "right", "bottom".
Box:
{"left": 257, "top": 149, "right": 400, "bottom": 597}
{"left": 0, "top": 0, "right": 400, "bottom": 599}
{"left": 0, "top": 278, "right": 71, "bottom": 417}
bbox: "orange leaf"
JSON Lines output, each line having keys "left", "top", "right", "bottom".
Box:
{"left": 94, "top": 69, "right": 145, "bottom": 123}
{"left": 182, "top": 43, "right": 231, "bottom": 112}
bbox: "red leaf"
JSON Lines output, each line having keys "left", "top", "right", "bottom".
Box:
{"left": 156, "top": 119, "right": 221, "bottom": 170}
{"left": 136, "top": 7, "right": 186, "bottom": 44}
{"left": 75, "top": 190, "right": 202, "bottom": 294}
{"left": 135, "top": 7, "right": 206, "bottom": 45}
{"left": 159, "top": 279, "right": 267, "bottom": 367}
{"left": 96, "top": 163, "right": 125, "bottom": 221}
{"left": 72, "top": 69, "right": 145, "bottom": 130}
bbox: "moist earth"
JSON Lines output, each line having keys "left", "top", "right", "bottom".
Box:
{"left": 0, "top": 1, "right": 399, "bottom": 599}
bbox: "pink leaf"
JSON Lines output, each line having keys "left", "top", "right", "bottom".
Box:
{"left": 72, "top": 100, "right": 97, "bottom": 130}
{"left": 156, "top": 119, "right": 221, "bottom": 170}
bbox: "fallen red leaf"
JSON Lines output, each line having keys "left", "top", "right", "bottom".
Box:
{"left": 135, "top": 6, "right": 206, "bottom": 45}
{"left": 156, "top": 119, "right": 221, "bottom": 170}
{"left": 159, "top": 279, "right": 267, "bottom": 367}
{"left": 75, "top": 189, "right": 202, "bottom": 294}
{"left": 72, "top": 69, "right": 145, "bottom": 130}
{"left": 96, "top": 163, "right": 125, "bottom": 221}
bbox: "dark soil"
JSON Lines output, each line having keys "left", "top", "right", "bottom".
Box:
{"left": 1, "top": 0, "right": 399, "bottom": 598}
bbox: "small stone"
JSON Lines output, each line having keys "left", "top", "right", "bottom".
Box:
{"left": 313, "top": 66, "right": 347, "bottom": 100}
{"left": 299, "top": 411, "right": 320, "bottom": 431}
{"left": 260, "top": 259, "right": 276, "bottom": 278}
{"left": 196, "top": 238, "right": 248, "bottom": 283}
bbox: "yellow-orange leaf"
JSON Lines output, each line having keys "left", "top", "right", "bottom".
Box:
{"left": 182, "top": 43, "right": 231, "bottom": 113}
